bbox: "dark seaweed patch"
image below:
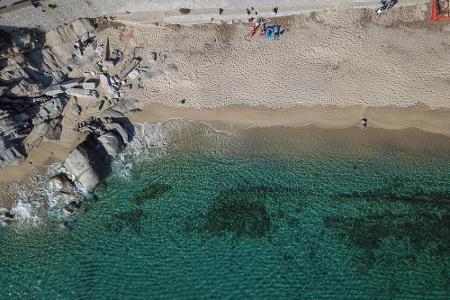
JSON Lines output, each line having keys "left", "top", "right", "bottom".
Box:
{"left": 133, "top": 184, "right": 171, "bottom": 204}
{"left": 205, "top": 190, "right": 271, "bottom": 238}
{"left": 326, "top": 189, "right": 450, "bottom": 270}
{"left": 106, "top": 209, "right": 146, "bottom": 234}
{"left": 187, "top": 186, "right": 309, "bottom": 239}
{"left": 334, "top": 176, "right": 450, "bottom": 207}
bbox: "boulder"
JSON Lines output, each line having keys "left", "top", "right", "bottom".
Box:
{"left": 0, "top": 112, "right": 31, "bottom": 136}
{"left": 0, "top": 146, "right": 25, "bottom": 169}
{"left": 64, "top": 137, "right": 110, "bottom": 191}
{"left": 99, "top": 73, "right": 110, "bottom": 89}
{"left": 65, "top": 88, "right": 98, "bottom": 99}
{"left": 32, "top": 97, "right": 66, "bottom": 124}
{"left": 119, "top": 57, "right": 141, "bottom": 79}
{"left": 43, "top": 84, "right": 64, "bottom": 96}
{"left": 60, "top": 78, "right": 82, "bottom": 89}
{"left": 97, "top": 131, "right": 125, "bottom": 156}
{"left": 0, "top": 208, "right": 15, "bottom": 221}
{"left": 8, "top": 79, "right": 42, "bottom": 97}
{"left": 64, "top": 200, "right": 81, "bottom": 214}
{"left": 48, "top": 173, "right": 75, "bottom": 192}
{"left": 82, "top": 81, "right": 97, "bottom": 90}
{"left": 101, "top": 108, "right": 124, "bottom": 119}
{"left": 104, "top": 122, "right": 130, "bottom": 143}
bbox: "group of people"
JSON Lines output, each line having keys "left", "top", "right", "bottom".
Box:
{"left": 245, "top": 18, "right": 284, "bottom": 41}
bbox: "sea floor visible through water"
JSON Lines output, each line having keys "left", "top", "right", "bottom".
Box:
{"left": 1, "top": 121, "right": 450, "bottom": 299}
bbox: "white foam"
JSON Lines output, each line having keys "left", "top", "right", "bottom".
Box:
{"left": 10, "top": 200, "right": 43, "bottom": 225}
{"left": 127, "top": 119, "right": 194, "bottom": 157}
{"left": 8, "top": 162, "right": 84, "bottom": 226}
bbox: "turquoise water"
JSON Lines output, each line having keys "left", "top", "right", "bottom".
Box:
{"left": 1, "top": 123, "right": 450, "bottom": 299}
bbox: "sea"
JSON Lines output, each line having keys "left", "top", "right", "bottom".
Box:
{"left": 1, "top": 120, "right": 449, "bottom": 299}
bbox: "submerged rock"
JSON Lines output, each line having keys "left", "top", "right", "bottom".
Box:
{"left": 63, "top": 200, "right": 81, "bottom": 214}
{"left": 0, "top": 207, "right": 15, "bottom": 221}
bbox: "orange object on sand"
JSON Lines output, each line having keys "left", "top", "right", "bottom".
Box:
{"left": 432, "top": 0, "right": 450, "bottom": 20}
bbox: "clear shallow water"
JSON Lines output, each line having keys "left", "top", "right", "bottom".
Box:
{"left": 1, "top": 122, "right": 450, "bottom": 299}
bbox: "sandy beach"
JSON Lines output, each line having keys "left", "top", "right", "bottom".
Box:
{"left": 1, "top": 3, "right": 450, "bottom": 201}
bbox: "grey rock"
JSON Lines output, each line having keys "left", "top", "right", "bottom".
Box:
{"left": 82, "top": 81, "right": 97, "bottom": 90}
{"left": 64, "top": 141, "right": 109, "bottom": 192}
{"left": 64, "top": 200, "right": 81, "bottom": 214}
{"left": 150, "top": 51, "right": 157, "bottom": 61}
{"left": 104, "top": 122, "right": 130, "bottom": 143}
{"left": 0, "top": 146, "right": 25, "bottom": 169}
{"left": 7, "top": 79, "right": 43, "bottom": 98}
{"left": 60, "top": 78, "right": 82, "bottom": 89}
{"left": 43, "top": 84, "right": 64, "bottom": 96}
{"left": 48, "top": 173, "right": 75, "bottom": 192}
{"left": 65, "top": 88, "right": 99, "bottom": 99}
{"left": 127, "top": 69, "right": 140, "bottom": 79}
{"left": 97, "top": 131, "right": 125, "bottom": 156}
{"left": 32, "top": 122, "right": 50, "bottom": 136}
{"left": 101, "top": 108, "right": 124, "bottom": 119}
{"left": 0, "top": 111, "right": 31, "bottom": 136}
{"left": 119, "top": 57, "right": 141, "bottom": 79}
{"left": 32, "top": 97, "right": 66, "bottom": 124}
{"left": 0, "top": 208, "right": 15, "bottom": 221}
{"left": 99, "top": 73, "right": 110, "bottom": 89}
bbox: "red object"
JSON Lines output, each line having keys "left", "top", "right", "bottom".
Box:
{"left": 431, "top": 0, "right": 450, "bottom": 20}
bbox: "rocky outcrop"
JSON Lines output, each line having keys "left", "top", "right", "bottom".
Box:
{"left": 0, "top": 18, "right": 140, "bottom": 195}
{"left": 64, "top": 118, "right": 131, "bottom": 191}
{"left": 97, "top": 131, "right": 125, "bottom": 156}
{"left": 64, "top": 135, "right": 111, "bottom": 192}
{"left": 0, "top": 20, "right": 98, "bottom": 170}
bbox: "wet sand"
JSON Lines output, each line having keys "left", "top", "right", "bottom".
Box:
{"left": 131, "top": 104, "right": 450, "bottom": 136}
{"left": 1, "top": 104, "right": 449, "bottom": 188}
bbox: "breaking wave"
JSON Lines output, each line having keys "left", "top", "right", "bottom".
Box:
{"left": 7, "top": 162, "right": 82, "bottom": 227}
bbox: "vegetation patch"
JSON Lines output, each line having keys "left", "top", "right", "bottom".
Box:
{"left": 179, "top": 8, "right": 191, "bottom": 15}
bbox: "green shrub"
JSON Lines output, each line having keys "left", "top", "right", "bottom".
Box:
{"left": 179, "top": 8, "right": 191, "bottom": 15}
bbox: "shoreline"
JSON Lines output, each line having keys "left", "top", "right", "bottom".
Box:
{"left": 1, "top": 104, "right": 450, "bottom": 187}
{"left": 130, "top": 103, "right": 450, "bottom": 136}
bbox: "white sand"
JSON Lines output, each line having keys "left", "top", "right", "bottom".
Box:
{"left": 100, "top": 6, "right": 450, "bottom": 109}
{"left": 0, "top": 0, "right": 428, "bottom": 31}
